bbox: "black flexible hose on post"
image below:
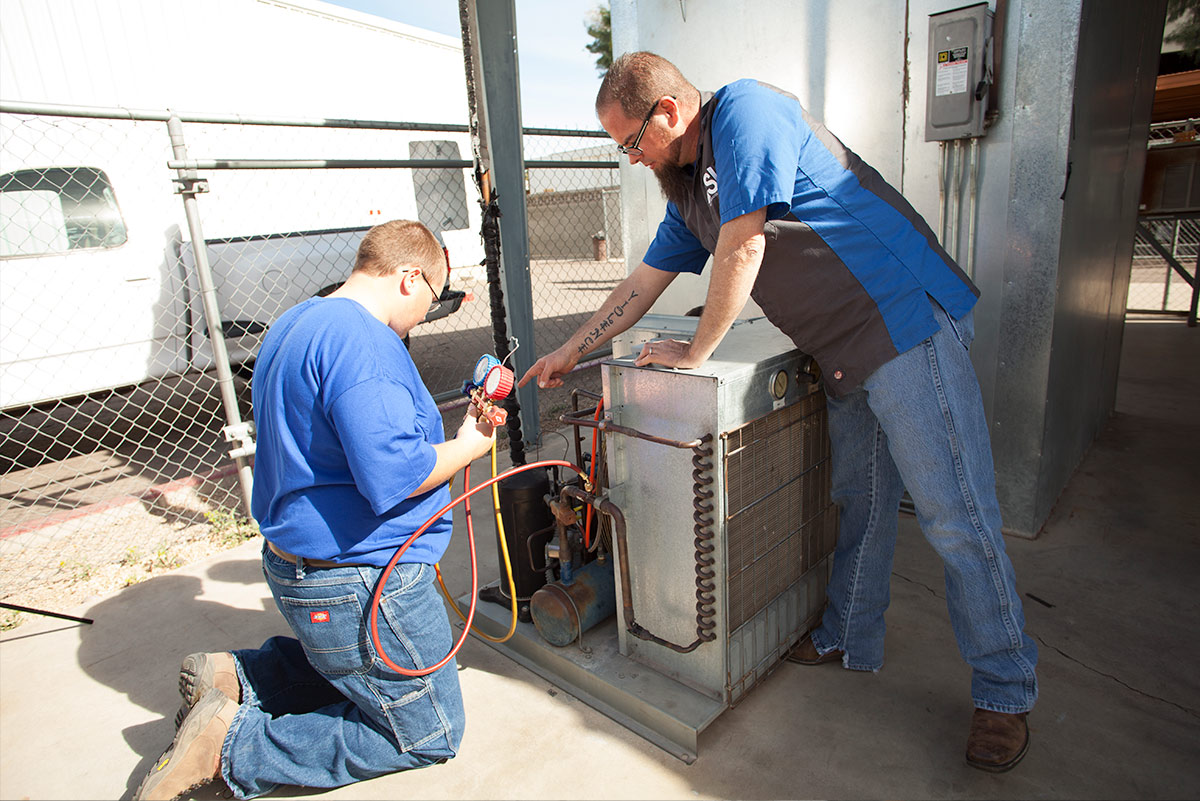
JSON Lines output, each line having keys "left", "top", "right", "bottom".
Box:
{"left": 480, "top": 194, "right": 527, "bottom": 466}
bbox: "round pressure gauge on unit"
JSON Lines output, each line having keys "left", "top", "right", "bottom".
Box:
{"left": 770, "top": 369, "right": 790, "bottom": 400}
{"left": 473, "top": 354, "right": 501, "bottom": 387}
{"left": 483, "top": 365, "right": 515, "bottom": 401}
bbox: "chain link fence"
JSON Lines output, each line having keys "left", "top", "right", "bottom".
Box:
{"left": 0, "top": 105, "right": 621, "bottom": 617}
{"left": 1130, "top": 118, "right": 1200, "bottom": 323}
{"left": 1129, "top": 215, "right": 1199, "bottom": 316}
{"left": 522, "top": 132, "right": 624, "bottom": 372}
{"left": 1148, "top": 118, "right": 1200, "bottom": 147}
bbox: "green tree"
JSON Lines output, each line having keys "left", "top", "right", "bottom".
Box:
{"left": 1166, "top": 0, "right": 1200, "bottom": 51}
{"left": 585, "top": 3, "right": 612, "bottom": 76}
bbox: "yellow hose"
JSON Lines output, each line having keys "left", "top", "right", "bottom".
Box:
{"left": 436, "top": 438, "right": 520, "bottom": 642}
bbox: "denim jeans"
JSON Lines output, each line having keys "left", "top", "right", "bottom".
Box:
{"left": 218, "top": 544, "right": 465, "bottom": 799}
{"left": 809, "top": 298, "right": 1038, "bottom": 714}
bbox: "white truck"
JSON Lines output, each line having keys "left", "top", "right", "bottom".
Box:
{"left": 0, "top": 0, "right": 482, "bottom": 410}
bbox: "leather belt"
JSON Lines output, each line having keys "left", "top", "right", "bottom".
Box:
{"left": 268, "top": 541, "right": 367, "bottom": 569}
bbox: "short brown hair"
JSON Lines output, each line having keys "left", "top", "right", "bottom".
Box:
{"left": 596, "top": 51, "right": 696, "bottom": 119}
{"left": 353, "top": 219, "right": 445, "bottom": 286}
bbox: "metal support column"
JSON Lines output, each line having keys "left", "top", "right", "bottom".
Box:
{"left": 166, "top": 116, "right": 256, "bottom": 516}
{"left": 468, "top": 0, "right": 540, "bottom": 448}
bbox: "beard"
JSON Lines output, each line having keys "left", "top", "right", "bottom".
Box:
{"left": 655, "top": 164, "right": 694, "bottom": 206}
{"left": 652, "top": 135, "right": 693, "bottom": 206}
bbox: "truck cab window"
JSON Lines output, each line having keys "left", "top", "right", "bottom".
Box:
{"left": 0, "top": 167, "right": 128, "bottom": 257}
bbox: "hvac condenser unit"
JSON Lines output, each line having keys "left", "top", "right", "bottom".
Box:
{"left": 604, "top": 315, "right": 837, "bottom": 706}
{"left": 464, "top": 315, "right": 837, "bottom": 761}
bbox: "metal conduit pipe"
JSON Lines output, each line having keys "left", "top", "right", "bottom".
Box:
{"left": 165, "top": 158, "right": 614, "bottom": 171}
{"left": 2, "top": 99, "right": 616, "bottom": 139}
{"left": 966, "top": 136, "right": 981, "bottom": 280}
{"left": 948, "top": 138, "right": 964, "bottom": 262}
{"left": 938, "top": 141, "right": 948, "bottom": 246}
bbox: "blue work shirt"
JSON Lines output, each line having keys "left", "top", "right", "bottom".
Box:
{"left": 250, "top": 297, "right": 451, "bottom": 566}
{"left": 644, "top": 79, "right": 979, "bottom": 394}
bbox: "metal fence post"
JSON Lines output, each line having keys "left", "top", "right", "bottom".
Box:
{"left": 166, "top": 115, "right": 256, "bottom": 516}
{"left": 1191, "top": 247, "right": 1199, "bottom": 327}
{"left": 468, "top": 0, "right": 540, "bottom": 451}
{"left": 1165, "top": 219, "right": 1179, "bottom": 311}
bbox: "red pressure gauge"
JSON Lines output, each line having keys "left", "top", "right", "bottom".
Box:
{"left": 483, "top": 365, "right": 514, "bottom": 400}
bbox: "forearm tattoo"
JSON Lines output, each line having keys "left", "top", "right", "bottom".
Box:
{"left": 578, "top": 289, "right": 639, "bottom": 354}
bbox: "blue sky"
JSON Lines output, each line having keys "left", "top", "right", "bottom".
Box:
{"left": 323, "top": 0, "right": 607, "bottom": 131}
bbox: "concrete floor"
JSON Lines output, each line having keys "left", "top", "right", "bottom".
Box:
{"left": 1, "top": 315, "right": 1197, "bottom": 800}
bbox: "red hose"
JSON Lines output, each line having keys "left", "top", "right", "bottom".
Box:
{"left": 368, "top": 459, "right": 586, "bottom": 676}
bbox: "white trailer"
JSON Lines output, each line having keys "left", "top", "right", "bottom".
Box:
{"left": 0, "top": 0, "right": 482, "bottom": 409}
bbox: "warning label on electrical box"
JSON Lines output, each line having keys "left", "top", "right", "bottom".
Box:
{"left": 935, "top": 47, "right": 969, "bottom": 96}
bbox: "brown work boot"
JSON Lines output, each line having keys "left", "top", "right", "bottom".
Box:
{"left": 785, "top": 634, "right": 844, "bottom": 665}
{"left": 965, "top": 708, "right": 1030, "bottom": 772}
{"left": 176, "top": 652, "right": 239, "bottom": 729}
{"left": 135, "top": 689, "right": 237, "bottom": 801}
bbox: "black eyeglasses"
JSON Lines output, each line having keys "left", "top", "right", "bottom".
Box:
{"left": 617, "top": 98, "right": 665, "bottom": 156}
{"left": 416, "top": 270, "right": 442, "bottom": 314}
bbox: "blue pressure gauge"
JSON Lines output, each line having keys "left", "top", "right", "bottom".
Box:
{"left": 473, "top": 354, "right": 502, "bottom": 387}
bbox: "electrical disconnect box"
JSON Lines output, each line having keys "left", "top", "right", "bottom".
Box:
{"left": 925, "top": 2, "right": 995, "bottom": 140}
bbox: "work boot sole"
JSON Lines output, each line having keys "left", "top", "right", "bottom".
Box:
{"left": 176, "top": 652, "right": 238, "bottom": 729}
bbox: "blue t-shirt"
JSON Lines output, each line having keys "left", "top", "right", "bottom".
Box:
{"left": 250, "top": 297, "right": 451, "bottom": 566}
{"left": 643, "top": 79, "right": 979, "bottom": 394}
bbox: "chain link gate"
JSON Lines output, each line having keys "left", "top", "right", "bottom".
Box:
{"left": 1130, "top": 215, "right": 1200, "bottom": 323}
{"left": 0, "top": 103, "right": 621, "bottom": 622}
{"left": 1130, "top": 119, "right": 1200, "bottom": 325}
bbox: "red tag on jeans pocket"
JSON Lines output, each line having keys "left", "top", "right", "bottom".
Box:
{"left": 310, "top": 610, "right": 331, "bottom": 623}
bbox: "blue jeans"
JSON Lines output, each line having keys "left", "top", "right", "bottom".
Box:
{"left": 809, "top": 299, "right": 1038, "bottom": 714}
{"left": 218, "top": 545, "right": 465, "bottom": 799}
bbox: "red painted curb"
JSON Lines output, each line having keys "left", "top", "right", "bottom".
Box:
{"left": 0, "top": 463, "right": 241, "bottom": 541}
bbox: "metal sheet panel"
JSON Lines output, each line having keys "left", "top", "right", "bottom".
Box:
{"left": 605, "top": 364, "right": 725, "bottom": 698}
{"left": 986, "top": 0, "right": 1076, "bottom": 535}
{"left": 1035, "top": 0, "right": 1165, "bottom": 525}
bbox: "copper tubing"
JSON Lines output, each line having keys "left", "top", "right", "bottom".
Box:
{"left": 558, "top": 405, "right": 717, "bottom": 653}
{"left": 567, "top": 388, "right": 603, "bottom": 469}
{"left": 562, "top": 457, "right": 714, "bottom": 655}
{"left": 691, "top": 435, "right": 718, "bottom": 643}
{"left": 559, "top": 409, "right": 704, "bottom": 451}
{"left": 560, "top": 486, "right": 633, "bottom": 630}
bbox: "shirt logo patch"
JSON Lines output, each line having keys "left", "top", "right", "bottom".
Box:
{"left": 703, "top": 166, "right": 719, "bottom": 205}
{"left": 310, "top": 610, "right": 331, "bottom": 623}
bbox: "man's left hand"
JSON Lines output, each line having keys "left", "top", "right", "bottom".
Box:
{"left": 633, "top": 338, "right": 703, "bottom": 370}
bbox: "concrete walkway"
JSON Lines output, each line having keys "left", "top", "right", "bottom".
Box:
{"left": 1, "top": 315, "right": 1197, "bottom": 800}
